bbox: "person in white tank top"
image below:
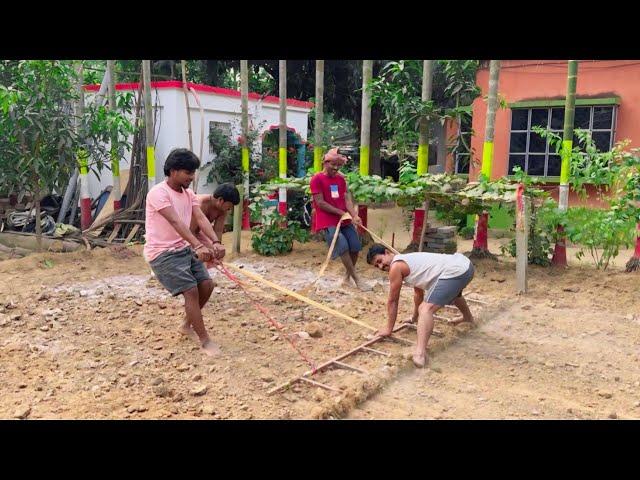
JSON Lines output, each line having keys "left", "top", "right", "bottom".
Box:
{"left": 367, "top": 243, "right": 475, "bottom": 368}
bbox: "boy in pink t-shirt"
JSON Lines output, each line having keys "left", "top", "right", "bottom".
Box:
{"left": 145, "top": 148, "right": 225, "bottom": 357}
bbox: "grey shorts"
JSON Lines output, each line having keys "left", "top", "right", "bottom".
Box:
{"left": 149, "top": 247, "right": 211, "bottom": 296}
{"left": 426, "top": 263, "right": 475, "bottom": 306}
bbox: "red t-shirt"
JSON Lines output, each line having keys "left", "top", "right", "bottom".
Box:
{"left": 310, "top": 172, "right": 352, "bottom": 232}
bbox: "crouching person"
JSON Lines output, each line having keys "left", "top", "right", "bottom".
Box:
{"left": 366, "top": 244, "right": 475, "bottom": 367}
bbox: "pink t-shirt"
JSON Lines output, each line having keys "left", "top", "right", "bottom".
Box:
{"left": 143, "top": 180, "right": 200, "bottom": 262}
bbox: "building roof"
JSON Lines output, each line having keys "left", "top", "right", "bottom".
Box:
{"left": 84, "top": 80, "right": 314, "bottom": 110}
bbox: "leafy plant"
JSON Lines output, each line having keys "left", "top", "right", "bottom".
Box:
{"left": 0, "top": 60, "right": 134, "bottom": 246}
{"left": 459, "top": 225, "right": 475, "bottom": 240}
{"left": 206, "top": 121, "right": 268, "bottom": 185}
{"left": 251, "top": 211, "right": 309, "bottom": 256}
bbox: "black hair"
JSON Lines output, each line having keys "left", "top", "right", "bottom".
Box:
{"left": 213, "top": 183, "right": 241, "bottom": 205}
{"left": 367, "top": 243, "right": 388, "bottom": 264}
{"left": 163, "top": 148, "right": 200, "bottom": 176}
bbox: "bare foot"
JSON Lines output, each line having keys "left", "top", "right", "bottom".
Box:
{"left": 412, "top": 353, "right": 427, "bottom": 368}
{"left": 340, "top": 275, "right": 352, "bottom": 287}
{"left": 447, "top": 314, "right": 475, "bottom": 326}
{"left": 355, "top": 280, "right": 373, "bottom": 292}
{"left": 201, "top": 338, "right": 222, "bottom": 357}
{"left": 178, "top": 323, "right": 200, "bottom": 342}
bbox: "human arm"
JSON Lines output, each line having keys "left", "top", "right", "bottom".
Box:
{"left": 345, "top": 188, "right": 361, "bottom": 225}
{"left": 192, "top": 205, "right": 225, "bottom": 260}
{"left": 376, "top": 263, "right": 405, "bottom": 337}
{"left": 157, "top": 206, "right": 213, "bottom": 262}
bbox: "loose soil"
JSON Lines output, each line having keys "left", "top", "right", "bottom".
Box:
{"left": 1, "top": 207, "right": 638, "bottom": 419}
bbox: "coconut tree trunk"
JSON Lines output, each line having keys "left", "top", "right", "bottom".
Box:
{"left": 626, "top": 223, "right": 640, "bottom": 272}
{"left": 181, "top": 60, "right": 194, "bottom": 151}
{"left": 314, "top": 60, "right": 324, "bottom": 173}
{"left": 472, "top": 60, "right": 500, "bottom": 257}
{"left": 358, "top": 60, "right": 373, "bottom": 231}
{"left": 107, "top": 60, "right": 122, "bottom": 211}
{"left": 142, "top": 60, "right": 156, "bottom": 189}
{"left": 412, "top": 60, "right": 434, "bottom": 251}
{"left": 278, "top": 60, "right": 287, "bottom": 220}
{"left": 552, "top": 60, "right": 579, "bottom": 267}
{"left": 233, "top": 60, "right": 250, "bottom": 253}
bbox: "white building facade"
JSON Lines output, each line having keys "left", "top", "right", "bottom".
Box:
{"left": 84, "top": 81, "right": 313, "bottom": 199}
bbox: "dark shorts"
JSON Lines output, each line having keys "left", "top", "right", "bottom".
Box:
{"left": 325, "top": 223, "right": 362, "bottom": 260}
{"left": 149, "top": 247, "right": 211, "bottom": 296}
{"left": 426, "top": 263, "right": 475, "bottom": 306}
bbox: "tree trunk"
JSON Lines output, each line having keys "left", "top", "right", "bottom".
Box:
{"left": 278, "top": 60, "right": 287, "bottom": 220}
{"left": 472, "top": 60, "right": 500, "bottom": 259}
{"left": 625, "top": 223, "right": 640, "bottom": 272}
{"left": 358, "top": 60, "right": 373, "bottom": 233}
{"left": 417, "top": 60, "right": 433, "bottom": 175}
{"left": 480, "top": 60, "right": 500, "bottom": 181}
{"left": 409, "top": 61, "right": 434, "bottom": 250}
{"left": 552, "top": 60, "right": 579, "bottom": 267}
{"left": 369, "top": 61, "right": 383, "bottom": 176}
{"left": 142, "top": 60, "right": 156, "bottom": 188}
{"left": 233, "top": 59, "right": 250, "bottom": 252}
{"left": 181, "top": 60, "right": 194, "bottom": 151}
{"left": 359, "top": 60, "right": 373, "bottom": 176}
{"left": 314, "top": 60, "right": 324, "bottom": 173}
{"left": 107, "top": 60, "right": 122, "bottom": 211}
{"left": 34, "top": 184, "right": 42, "bottom": 252}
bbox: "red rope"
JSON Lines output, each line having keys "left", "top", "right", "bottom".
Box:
{"left": 216, "top": 263, "right": 318, "bottom": 374}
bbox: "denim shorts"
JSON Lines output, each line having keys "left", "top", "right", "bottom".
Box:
{"left": 149, "top": 247, "right": 211, "bottom": 296}
{"left": 325, "top": 223, "right": 362, "bottom": 260}
{"left": 426, "top": 263, "right": 475, "bottom": 306}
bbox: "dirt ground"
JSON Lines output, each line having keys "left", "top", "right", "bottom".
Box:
{"left": 1, "top": 206, "right": 638, "bottom": 419}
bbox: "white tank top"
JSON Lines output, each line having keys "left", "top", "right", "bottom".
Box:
{"left": 391, "top": 252, "right": 470, "bottom": 291}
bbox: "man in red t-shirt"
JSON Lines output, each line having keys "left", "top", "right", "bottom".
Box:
{"left": 310, "top": 149, "right": 372, "bottom": 291}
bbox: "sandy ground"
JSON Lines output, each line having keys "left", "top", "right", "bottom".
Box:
{"left": 0, "top": 206, "right": 638, "bottom": 419}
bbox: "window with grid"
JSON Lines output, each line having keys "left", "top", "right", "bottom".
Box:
{"left": 454, "top": 114, "right": 472, "bottom": 174}
{"left": 209, "top": 121, "right": 232, "bottom": 154}
{"left": 508, "top": 105, "right": 616, "bottom": 176}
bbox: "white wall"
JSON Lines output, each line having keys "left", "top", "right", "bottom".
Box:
{"left": 86, "top": 85, "right": 311, "bottom": 200}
